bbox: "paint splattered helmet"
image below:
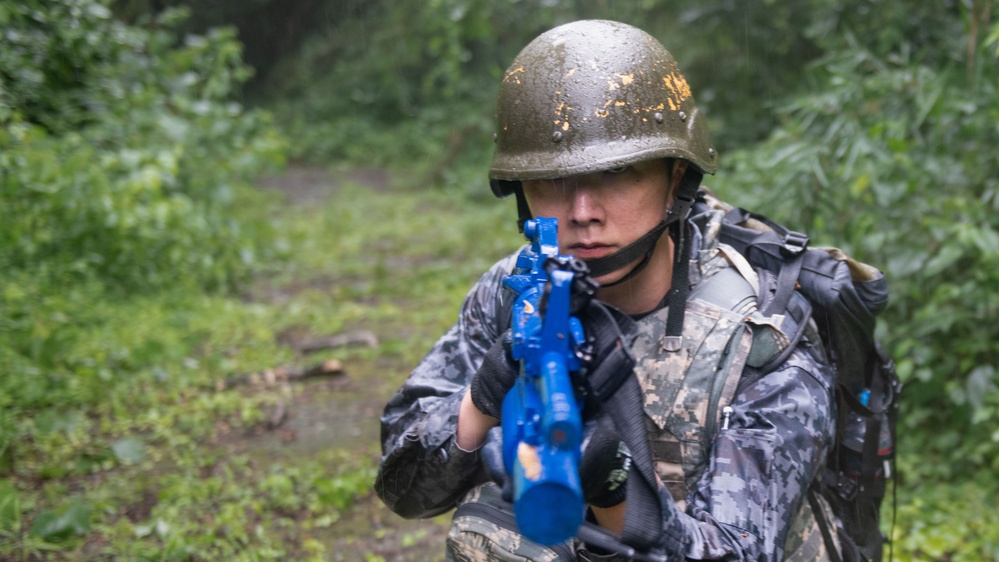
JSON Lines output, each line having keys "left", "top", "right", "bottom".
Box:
{"left": 489, "top": 19, "right": 717, "bottom": 196}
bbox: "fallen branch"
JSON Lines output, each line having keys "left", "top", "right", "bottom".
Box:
{"left": 217, "top": 359, "right": 344, "bottom": 390}
{"left": 291, "top": 330, "right": 378, "bottom": 354}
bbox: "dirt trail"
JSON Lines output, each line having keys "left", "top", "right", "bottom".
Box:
{"left": 258, "top": 164, "right": 393, "bottom": 203}
{"left": 250, "top": 165, "right": 452, "bottom": 560}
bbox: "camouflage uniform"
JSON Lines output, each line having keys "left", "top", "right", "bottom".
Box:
{"left": 375, "top": 209, "right": 838, "bottom": 561}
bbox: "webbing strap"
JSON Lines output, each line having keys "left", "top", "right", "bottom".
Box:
{"left": 585, "top": 220, "right": 669, "bottom": 279}
{"left": 860, "top": 371, "right": 888, "bottom": 490}
{"left": 883, "top": 344, "right": 900, "bottom": 562}
{"left": 661, "top": 170, "right": 704, "bottom": 351}
{"left": 663, "top": 221, "right": 691, "bottom": 351}
{"left": 605, "top": 372, "right": 665, "bottom": 554}
{"left": 514, "top": 189, "right": 532, "bottom": 233}
{"left": 763, "top": 251, "right": 804, "bottom": 317}
{"left": 721, "top": 207, "right": 810, "bottom": 271}
{"left": 861, "top": 416, "right": 883, "bottom": 488}
{"left": 808, "top": 487, "right": 845, "bottom": 562}
{"left": 719, "top": 206, "right": 809, "bottom": 319}
{"left": 582, "top": 307, "right": 664, "bottom": 555}
{"left": 599, "top": 250, "right": 653, "bottom": 289}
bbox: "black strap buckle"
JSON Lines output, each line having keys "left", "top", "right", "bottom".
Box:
{"left": 834, "top": 471, "right": 859, "bottom": 501}
{"left": 782, "top": 230, "right": 809, "bottom": 256}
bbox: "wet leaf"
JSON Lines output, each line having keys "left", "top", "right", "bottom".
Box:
{"left": 28, "top": 499, "right": 92, "bottom": 542}
{"left": 111, "top": 437, "right": 147, "bottom": 465}
{"left": 0, "top": 480, "right": 19, "bottom": 531}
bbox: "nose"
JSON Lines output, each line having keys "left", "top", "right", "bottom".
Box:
{"left": 568, "top": 181, "right": 604, "bottom": 226}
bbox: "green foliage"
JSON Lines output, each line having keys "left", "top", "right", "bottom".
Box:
{"left": 103, "top": 453, "right": 374, "bottom": 560}
{"left": 0, "top": 0, "right": 286, "bottom": 291}
{"left": 261, "top": 0, "right": 882, "bottom": 181}
{"left": 4, "top": 0, "right": 997, "bottom": 558}
{"left": 265, "top": 0, "right": 548, "bottom": 180}
{"left": 0, "top": 0, "right": 289, "bottom": 500}
{"left": 29, "top": 498, "right": 92, "bottom": 543}
{"left": 710, "top": 3, "right": 999, "bottom": 558}
{"left": 891, "top": 482, "right": 999, "bottom": 561}
{"left": 0, "top": 169, "right": 515, "bottom": 559}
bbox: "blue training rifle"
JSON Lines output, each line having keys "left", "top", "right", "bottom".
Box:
{"left": 500, "top": 216, "right": 595, "bottom": 546}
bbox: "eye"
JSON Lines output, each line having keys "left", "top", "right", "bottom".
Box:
{"left": 605, "top": 166, "right": 629, "bottom": 174}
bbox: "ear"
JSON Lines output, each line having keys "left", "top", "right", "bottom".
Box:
{"left": 671, "top": 160, "right": 689, "bottom": 190}
{"left": 665, "top": 159, "right": 689, "bottom": 203}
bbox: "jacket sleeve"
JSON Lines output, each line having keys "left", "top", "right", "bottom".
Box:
{"left": 374, "top": 253, "right": 518, "bottom": 519}
{"left": 657, "top": 341, "right": 836, "bottom": 561}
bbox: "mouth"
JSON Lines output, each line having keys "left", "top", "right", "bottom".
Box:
{"left": 568, "top": 243, "right": 615, "bottom": 260}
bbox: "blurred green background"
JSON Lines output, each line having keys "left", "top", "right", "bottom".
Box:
{"left": 1, "top": 0, "right": 997, "bottom": 559}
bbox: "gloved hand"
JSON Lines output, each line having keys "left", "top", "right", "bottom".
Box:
{"left": 480, "top": 426, "right": 514, "bottom": 502}
{"left": 575, "top": 301, "right": 638, "bottom": 412}
{"left": 469, "top": 331, "right": 519, "bottom": 420}
{"left": 580, "top": 415, "right": 631, "bottom": 508}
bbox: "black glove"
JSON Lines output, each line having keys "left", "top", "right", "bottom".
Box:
{"left": 580, "top": 415, "right": 631, "bottom": 508}
{"left": 576, "top": 301, "right": 638, "bottom": 412}
{"left": 480, "top": 427, "right": 514, "bottom": 502}
{"left": 469, "top": 331, "right": 519, "bottom": 420}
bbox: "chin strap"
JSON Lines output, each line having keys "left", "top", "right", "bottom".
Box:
{"left": 661, "top": 170, "right": 702, "bottom": 351}
{"left": 584, "top": 168, "right": 703, "bottom": 292}
{"left": 510, "top": 169, "right": 704, "bottom": 293}
{"left": 585, "top": 220, "right": 669, "bottom": 284}
{"left": 514, "top": 188, "right": 533, "bottom": 233}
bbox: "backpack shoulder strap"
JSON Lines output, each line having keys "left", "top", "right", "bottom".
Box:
{"left": 718, "top": 205, "right": 810, "bottom": 318}
{"left": 691, "top": 192, "right": 814, "bottom": 374}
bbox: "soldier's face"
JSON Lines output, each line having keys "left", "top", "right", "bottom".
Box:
{"left": 521, "top": 158, "right": 679, "bottom": 284}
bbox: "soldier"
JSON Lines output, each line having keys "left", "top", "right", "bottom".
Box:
{"left": 376, "top": 19, "right": 840, "bottom": 561}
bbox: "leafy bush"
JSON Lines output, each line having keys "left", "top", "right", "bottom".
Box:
{"left": 263, "top": 0, "right": 536, "bottom": 181}
{"left": 260, "top": 0, "right": 898, "bottom": 183}
{"left": 891, "top": 481, "right": 999, "bottom": 561}
{"left": 0, "top": 0, "right": 286, "bottom": 291}
{"left": 0, "top": 171, "right": 516, "bottom": 559}
{"left": 0, "top": 5, "right": 288, "bottom": 552}
{"left": 712, "top": 5, "right": 999, "bottom": 559}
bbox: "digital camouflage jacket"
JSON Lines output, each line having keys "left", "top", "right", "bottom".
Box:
{"left": 375, "top": 210, "right": 837, "bottom": 561}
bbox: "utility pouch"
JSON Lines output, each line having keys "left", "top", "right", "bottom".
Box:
{"left": 446, "top": 482, "right": 577, "bottom": 562}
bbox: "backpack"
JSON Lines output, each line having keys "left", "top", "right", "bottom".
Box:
{"left": 693, "top": 189, "right": 902, "bottom": 562}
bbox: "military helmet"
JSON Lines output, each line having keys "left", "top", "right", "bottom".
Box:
{"left": 490, "top": 19, "right": 717, "bottom": 196}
